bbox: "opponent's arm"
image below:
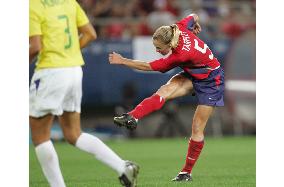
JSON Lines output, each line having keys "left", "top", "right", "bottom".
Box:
{"left": 109, "top": 52, "right": 152, "bottom": 71}
{"left": 29, "top": 35, "right": 41, "bottom": 64}
{"left": 78, "top": 23, "right": 97, "bottom": 49}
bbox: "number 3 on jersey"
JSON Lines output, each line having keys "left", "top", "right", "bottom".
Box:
{"left": 58, "top": 15, "right": 72, "bottom": 49}
{"left": 194, "top": 39, "right": 213, "bottom": 60}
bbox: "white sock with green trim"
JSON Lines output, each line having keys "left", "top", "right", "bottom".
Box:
{"left": 35, "top": 140, "right": 66, "bottom": 187}
{"left": 75, "top": 133, "right": 125, "bottom": 175}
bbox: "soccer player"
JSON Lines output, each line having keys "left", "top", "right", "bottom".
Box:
{"left": 29, "top": 0, "right": 139, "bottom": 186}
{"left": 109, "top": 13, "right": 224, "bottom": 182}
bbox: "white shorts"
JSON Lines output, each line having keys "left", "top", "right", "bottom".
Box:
{"left": 29, "top": 66, "right": 83, "bottom": 118}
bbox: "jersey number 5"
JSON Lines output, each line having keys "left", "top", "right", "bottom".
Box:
{"left": 194, "top": 39, "right": 213, "bottom": 60}
{"left": 58, "top": 15, "right": 72, "bottom": 49}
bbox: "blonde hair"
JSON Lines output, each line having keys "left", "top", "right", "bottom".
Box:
{"left": 152, "top": 24, "right": 181, "bottom": 49}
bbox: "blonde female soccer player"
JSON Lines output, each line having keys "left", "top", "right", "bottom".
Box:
{"left": 109, "top": 13, "right": 224, "bottom": 182}
{"left": 29, "top": 0, "right": 138, "bottom": 186}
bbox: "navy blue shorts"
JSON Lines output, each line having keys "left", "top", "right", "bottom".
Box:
{"left": 180, "top": 68, "right": 225, "bottom": 107}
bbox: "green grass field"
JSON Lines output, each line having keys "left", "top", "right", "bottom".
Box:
{"left": 30, "top": 136, "right": 255, "bottom": 187}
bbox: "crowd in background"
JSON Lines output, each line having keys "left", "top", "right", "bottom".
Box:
{"left": 78, "top": 0, "right": 256, "bottom": 40}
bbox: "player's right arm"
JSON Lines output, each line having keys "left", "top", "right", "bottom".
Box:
{"left": 109, "top": 52, "right": 179, "bottom": 72}
{"left": 29, "top": 36, "right": 41, "bottom": 63}
{"left": 29, "top": 0, "right": 42, "bottom": 64}
{"left": 109, "top": 52, "right": 153, "bottom": 71}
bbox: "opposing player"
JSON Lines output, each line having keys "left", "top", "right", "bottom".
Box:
{"left": 29, "top": 0, "right": 139, "bottom": 186}
{"left": 109, "top": 13, "right": 224, "bottom": 181}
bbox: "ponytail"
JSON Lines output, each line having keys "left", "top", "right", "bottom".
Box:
{"left": 169, "top": 24, "right": 181, "bottom": 48}
{"left": 152, "top": 24, "right": 181, "bottom": 49}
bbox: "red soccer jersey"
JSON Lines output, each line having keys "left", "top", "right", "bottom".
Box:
{"left": 149, "top": 15, "right": 220, "bottom": 79}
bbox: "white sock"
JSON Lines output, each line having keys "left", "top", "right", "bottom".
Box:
{"left": 75, "top": 133, "right": 125, "bottom": 175}
{"left": 35, "top": 140, "right": 66, "bottom": 187}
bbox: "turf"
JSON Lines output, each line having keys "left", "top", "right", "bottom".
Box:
{"left": 30, "top": 136, "right": 255, "bottom": 187}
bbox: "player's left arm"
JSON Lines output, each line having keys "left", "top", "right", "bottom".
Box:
{"left": 29, "top": 35, "right": 41, "bottom": 64}
{"left": 78, "top": 23, "right": 97, "bottom": 49}
{"left": 188, "top": 13, "right": 202, "bottom": 35}
{"left": 76, "top": 1, "right": 96, "bottom": 48}
{"left": 109, "top": 52, "right": 153, "bottom": 71}
{"left": 178, "top": 13, "right": 201, "bottom": 35}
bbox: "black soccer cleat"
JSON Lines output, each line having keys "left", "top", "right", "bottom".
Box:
{"left": 172, "top": 172, "right": 192, "bottom": 182}
{"left": 114, "top": 113, "right": 138, "bottom": 130}
{"left": 119, "top": 161, "right": 140, "bottom": 187}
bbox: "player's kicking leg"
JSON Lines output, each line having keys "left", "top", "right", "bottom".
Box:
{"left": 114, "top": 74, "right": 193, "bottom": 130}
{"left": 114, "top": 113, "right": 139, "bottom": 130}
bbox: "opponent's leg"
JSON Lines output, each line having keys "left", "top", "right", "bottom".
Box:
{"left": 30, "top": 115, "right": 66, "bottom": 187}
{"left": 173, "top": 105, "right": 214, "bottom": 181}
{"left": 59, "top": 112, "right": 139, "bottom": 186}
{"left": 114, "top": 74, "right": 193, "bottom": 129}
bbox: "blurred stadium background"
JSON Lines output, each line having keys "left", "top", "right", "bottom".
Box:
{"left": 30, "top": 0, "right": 255, "bottom": 185}
{"left": 30, "top": 0, "right": 256, "bottom": 140}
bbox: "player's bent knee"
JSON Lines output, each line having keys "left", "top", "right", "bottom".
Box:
{"left": 156, "top": 85, "right": 171, "bottom": 98}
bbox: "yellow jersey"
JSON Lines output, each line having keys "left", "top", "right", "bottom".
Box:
{"left": 29, "top": 0, "right": 89, "bottom": 70}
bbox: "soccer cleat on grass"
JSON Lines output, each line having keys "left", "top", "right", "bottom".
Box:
{"left": 172, "top": 172, "right": 192, "bottom": 182}
{"left": 119, "top": 161, "right": 140, "bottom": 187}
{"left": 114, "top": 114, "right": 138, "bottom": 130}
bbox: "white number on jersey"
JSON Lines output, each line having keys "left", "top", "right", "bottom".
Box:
{"left": 194, "top": 39, "right": 214, "bottom": 60}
